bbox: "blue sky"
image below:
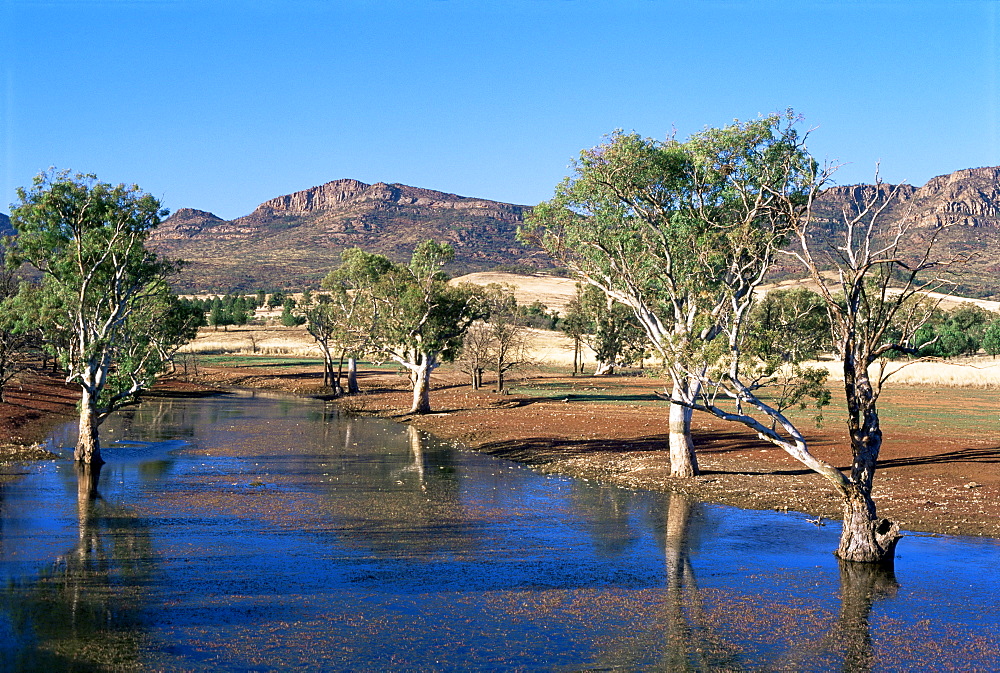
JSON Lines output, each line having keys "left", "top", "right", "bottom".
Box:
{"left": 2, "top": 0, "right": 997, "bottom": 219}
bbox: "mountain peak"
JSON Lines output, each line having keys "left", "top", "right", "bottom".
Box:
{"left": 151, "top": 179, "right": 543, "bottom": 292}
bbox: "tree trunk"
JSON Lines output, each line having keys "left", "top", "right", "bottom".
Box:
{"left": 321, "top": 351, "right": 331, "bottom": 387}
{"left": 335, "top": 349, "right": 346, "bottom": 395}
{"left": 572, "top": 337, "right": 580, "bottom": 376}
{"left": 838, "top": 361, "right": 898, "bottom": 563}
{"left": 836, "top": 486, "right": 900, "bottom": 563}
{"left": 668, "top": 380, "right": 699, "bottom": 477}
{"left": 593, "top": 361, "right": 614, "bottom": 375}
{"left": 346, "top": 357, "right": 360, "bottom": 394}
{"left": 496, "top": 368, "right": 505, "bottom": 393}
{"left": 409, "top": 354, "right": 434, "bottom": 414}
{"left": 75, "top": 388, "right": 103, "bottom": 465}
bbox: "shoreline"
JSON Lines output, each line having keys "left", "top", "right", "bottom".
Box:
{"left": 4, "top": 366, "right": 999, "bottom": 540}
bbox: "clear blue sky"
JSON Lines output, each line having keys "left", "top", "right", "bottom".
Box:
{"left": 2, "top": 0, "right": 997, "bottom": 219}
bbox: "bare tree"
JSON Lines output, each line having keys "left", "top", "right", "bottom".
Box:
{"left": 458, "top": 321, "right": 491, "bottom": 390}
{"left": 788, "top": 172, "right": 956, "bottom": 562}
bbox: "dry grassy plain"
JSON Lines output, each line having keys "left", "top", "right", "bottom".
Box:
{"left": 184, "top": 273, "right": 1000, "bottom": 387}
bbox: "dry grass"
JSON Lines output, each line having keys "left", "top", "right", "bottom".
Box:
{"left": 817, "top": 356, "right": 1000, "bottom": 388}
{"left": 179, "top": 325, "right": 320, "bottom": 357}
{"left": 451, "top": 272, "right": 580, "bottom": 313}
{"left": 180, "top": 270, "right": 1000, "bottom": 387}
{"left": 180, "top": 324, "right": 1000, "bottom": 387}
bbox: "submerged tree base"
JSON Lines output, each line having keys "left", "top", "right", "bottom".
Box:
{"left": 836, "top": 495, "right": 901, "bottom": 564}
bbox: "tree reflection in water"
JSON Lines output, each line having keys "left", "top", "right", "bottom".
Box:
{"left": 0, "top": 462, "right": 155, "bottom": 671}
{"left": 585, "top": 491, "right": 898, "bottom": 671}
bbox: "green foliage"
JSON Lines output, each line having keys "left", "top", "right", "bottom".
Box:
{"left": 747, "top": 288, "right": 831, "bottom": 363}
{"left": 517, "top": 300, "right": 559, "bottom": 330}
{"left": 267, "top": 292, "right": 285, "bottom": 309}
{"left": 578, "top": 284, "right": 647, "bottom": 372}
{"left": 520, "top": 110, "right": 817, "bottom": 368}
{"left": 914, "top": 303, "right": 995, "bottom": 358}
{"left": 982, "top": 319, "right": 1000, "bottom": 357}
{"left": 281, "top": 299, "right": 306, "bottom": 327}
{"left": 6, "top": 170, "right": 192, "bottom": 422}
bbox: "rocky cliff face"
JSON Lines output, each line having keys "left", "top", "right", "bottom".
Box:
{"left": 904, "top": 166, "right": 1000, "bottom": 228}
{"left": 0, "top": 213, "right": 11, "bottom": 237}
{"left": 154, "top": 208, "right": 226, "bottom": 239}
{"left": 242, "top": 179, "right": 524, "bottom": 223}
{"left": 816, "top": 166, "right": 1000, "bottom": 229}
{"left": 786, "top": 166, "right": 1000, "bottom": 298}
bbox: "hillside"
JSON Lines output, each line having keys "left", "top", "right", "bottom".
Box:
{"left": 9, "top": 165, "right": 999, "bottom": 297}
{"left": 149, "top": 180, "right": 551, "bottom": 292}
{"left": 771, "top": 166, "right": 1000, "bottom": 298}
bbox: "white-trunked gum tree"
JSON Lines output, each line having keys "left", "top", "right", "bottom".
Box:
{"left": 520, "top": 111, "right": 818, "bottom": 477}
{"left": 525, "top": 110, "right": 962, "bottom": 563}
{"left": 366, "top": 240, "right": 485, "bottom": 414}
{"left": 7, "top": 171, "right": 198, "bottom": 465}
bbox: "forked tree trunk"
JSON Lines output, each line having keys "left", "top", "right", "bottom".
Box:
{"left": 668, "top": 379, "right": 699, "bottom": 477}
{"left": 408, "top": 353, "right": 435, "bottom": 414}
{"left": 75, "top": 388, "right": 103, "bottom": 465}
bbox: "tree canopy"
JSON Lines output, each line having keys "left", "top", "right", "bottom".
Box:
{"left": 7, "top": 170, "right": 195, "bottom": 463}
{"left": 521, "top": 111, "right": 818, "bottom": 476}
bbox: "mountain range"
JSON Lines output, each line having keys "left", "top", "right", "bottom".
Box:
{"left": 3, "top": 166, "right": 1000, "bottom": 297}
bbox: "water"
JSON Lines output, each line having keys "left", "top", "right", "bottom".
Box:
{"left": 1, "top": 391, "right": 998, "bottom": 671}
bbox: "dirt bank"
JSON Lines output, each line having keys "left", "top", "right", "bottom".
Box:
{"left": 5, "top": 362, "right": 999, "bottom": 540}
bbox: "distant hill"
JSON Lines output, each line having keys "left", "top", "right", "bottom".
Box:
{"left": 0, "top": 213, "right": 11, "bottom": 238}
{"left": 150, "top": 179, "right": 551, "bottom": 292}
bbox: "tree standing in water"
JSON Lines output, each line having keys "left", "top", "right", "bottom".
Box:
{"left": 788, "top": 174, "right": 954, "bottom": 562}
{"left": 8, "top": 171, "right": 190, "bottom": 464}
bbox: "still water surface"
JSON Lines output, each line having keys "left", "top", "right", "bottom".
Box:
{"left": 1, "top": 391, "right": 998, "bottom": 671}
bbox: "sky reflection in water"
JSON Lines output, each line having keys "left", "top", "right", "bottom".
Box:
{"left": 1, "top": 391, "right": 998, "bottom": 671}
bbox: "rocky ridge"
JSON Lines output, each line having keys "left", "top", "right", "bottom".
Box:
{"left": 150, "top": 179, "right": 544, "bottom": 292}
{"left": 147, "top": 166, "right": 1000, "bottom": 296}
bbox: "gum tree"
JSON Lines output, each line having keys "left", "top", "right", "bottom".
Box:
{"left": 677, "top": 170, "right": 958, "bottom": 563}
{"left": 367, "top": 241, "right": 485, "bottom": 414}
{"left": 521, "top": 112, "right": 817, "bottom": 476}
{"left": 7, "top": 171, "right": 190, "bottom": 464}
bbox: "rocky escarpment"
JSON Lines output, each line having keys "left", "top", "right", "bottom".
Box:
{"left": 780, "top": 166, "right": 1000, "bottom": 298}
{"left": 232, "top": 179, "right": 526, "bottom": 229}
{"left": 150, "top": 179, "right": 545, "bottom": 292}
{"left": 154, "top": 208, "right": 226, "bottom": 239}
{"left": 905, "top": 166, "right": 1000, "bottom": 228}
{"left": 817, "top": 166, "right": 1000, "bottom": 229}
